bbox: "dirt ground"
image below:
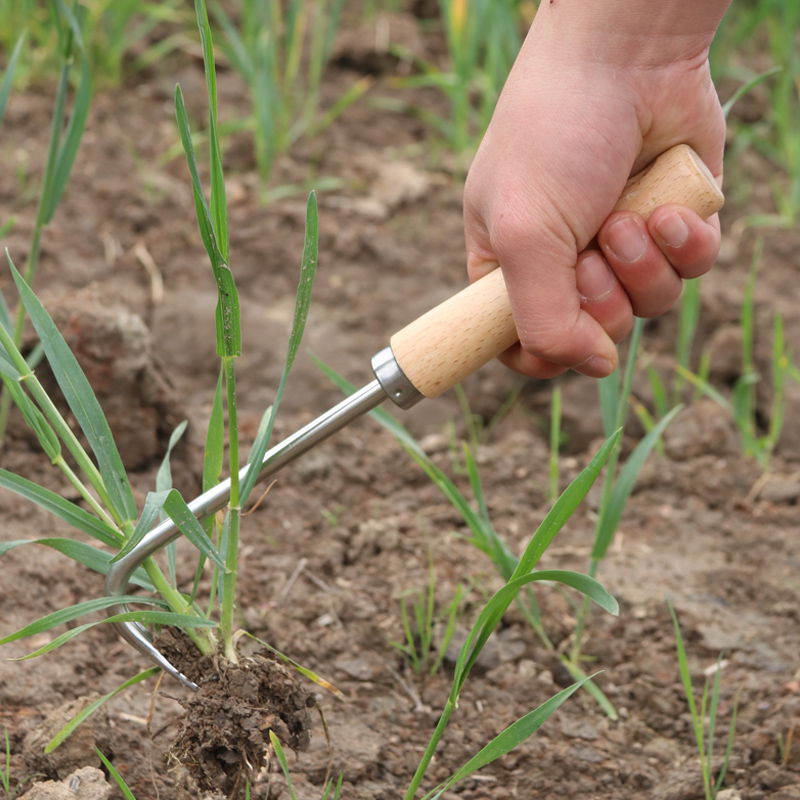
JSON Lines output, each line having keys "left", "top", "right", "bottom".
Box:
{"left": 1, "top": 10, "right": 799, "bottom": 800}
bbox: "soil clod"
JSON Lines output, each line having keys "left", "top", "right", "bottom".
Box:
{"left": 158, "top": 630, "right": 313, "bottom": 797}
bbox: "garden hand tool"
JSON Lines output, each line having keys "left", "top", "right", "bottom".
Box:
{"left": 104, "top": 144, "right": 724, "bottom": 689}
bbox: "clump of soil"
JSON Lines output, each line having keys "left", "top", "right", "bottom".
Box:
{"left": 157, "top": 630, "right": 314, "bottom": 798}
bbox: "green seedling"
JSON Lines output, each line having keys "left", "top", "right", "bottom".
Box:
{"left": 669, "top": 601, "right": 740, "bottom": 800}
{"left": 391, "top": 545, "right": 468, "bottom": 676}
{"left": 401, "top": 434, "right": 621, "bottom": 799}
{"left": 1, "top": 727, "right": 9, "bottom": 797}
{"left": 549, "top": 385, "right": 562, "bottom": 504}
{"left": 0, "top": 0, "right": 190, "bottom": 87}
{"left": 95, "top": 748, "right": 137, "bottom": 800}
{"left": 315, "top": 356, "right": 624, "bottom": 718}
{"left": 270, "top": 731, "right": 343, "bottom": 800}
{"left": 209, "top": 0, "right": 371, "bottom": 196}
{"left": 0, "top": 0, "right": 327, "bottom": 763}
{"left": 677, "top": 239, "right": 792, "bottom": 473}
{"left": 384, "top": 0, "right": 521, "bottom": 165}
{"left": 711, "top": 1, "right": 800, "bottom": 230}
{"left": 568, "top": 318, "right": 682, "bottom": 697}
{"left": 0, "top": 0, "right": 92, "bottom": 441}
{"left": 0, "top": 725, "right": 40, "bottom": 800}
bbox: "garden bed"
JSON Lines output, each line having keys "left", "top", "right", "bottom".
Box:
{"left": 0, "top": 9, "right": 799, "bottom": 800}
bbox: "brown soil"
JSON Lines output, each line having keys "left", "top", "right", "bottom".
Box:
{"left": 1, "top": 10, "right": 799, "bottom": 800}
{"left": 157, "top": 629, "right": 313, "bottom": 797}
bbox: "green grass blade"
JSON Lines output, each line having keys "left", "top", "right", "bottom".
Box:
{"left": 0, "top": 286, "right": 12, "bottom": 333}
{"left": 193, "top": 0, "right": 228, "bottom": 262}
{"left": 8, "top": 260, "right": 136, "bottom": 524}
{"left": 0, "top": 538, "right": 154, "bottom": 591}
{"left": 768, "top": 313, "right": 786, "bottom": 452}
{"left": 51, "top": 0, "right": 86, "bottom": 50}
{"left": 560, "top": 657, "right": 618, "bottom": 720}
{"left": 549, "top": 385, "right": 562, "bottom": 503}
{"left": 157, "top": 420, "right": 188, "bottom": 495}
{"left": 2, "top": 725, "right": 9, "bottom": 794}
{"left": 423, "top": 675, "right": 595, "bottom": 800}
{"left": 463, "top": 442, "right": 489, "bottom": 519}
{"left": 203, "top": 371, "right": 225, "bottom": 491}
{"left": 157, "top": 420, "right": 188, "bottom": 584}
{"left": 674, "top": 278, "right": 701, "bottom": 402}
{"left": 646, "top": 364, "right": 669, "bottom": 418}
{"left": 12, "top": 611, "right": 216, "bottom": 660}
{"left": 0, "top": 595, "right": 162, "bottom": 645}
{"left": 715, "top": 692, "right": 739, "bottom": 792}
{"left": 163, "top": 489, "right": 226, "bottom": 570}
{"left": 0, "top": 34, "right": 25, "bottom": 130}
{"left": 598, "top": 374, "right": 619, "bottom": 438}
{"left": 2, "top": 378, "right": 60, "bottom": 461}
{"left": 668, "top": 601, "right": 700, "bottom": 723}
{"left": 514, "top": 430, "right": 621, "bottom": 578}
{"left": 675, "top": 364, "right": 733, "bottom": 413}
{"left": 321, "top": 772, "right": 344, "bottom": 800}
{"left": 174, "top": 85, "right": 240, "bottom": 359}
{"left": 46, "top": 668, "right": 160, "bottom": 753}
{"left": 0, "top": 468, "right": 122, "bottom": 547}
{"left": 269, "top": 732, "right": 299, "bottom": 800}
{"left": 241, "top": 192, "right": 319, "bottom": 504}
{"left": 721, "top": 65, "right": 782, "bottom": 117}
{"left": 45, "top": 53, "right": 91, "bottom": 224}
{"left": 0, "top": 352, "right": 20, "bottom": 381}
{"left": 209, "top": 1, "right": 253, "bottom": 82}
{"left": 707, "top": 657, "right": 723, "bottom": 769}
{"left": 592, "top": 404, "right": 682, "bottom": 561}
{"left": 456, "top": 570, "right": 616, "bottom": 693}
{"left": 112, "top": 490, "right": 173, "bottom": 562}
{"left": 95, "top": 749, "right": 137, "bottom": 800}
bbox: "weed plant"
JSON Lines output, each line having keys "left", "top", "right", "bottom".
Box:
{"left": 209, "top": 0, "right": 371, "bottom": 196}
{"left": 385, "top": 0, "right": 523, "bottom": 165}
{"left": 676, "top": 239, "right": 792, "bottom": 474}
{"left": 669, "top": 601, "right": 739, "bottom": 800}
{"left": 0, "top": 1, "right": 92, "bottom": 442}
{"left": 391, "top": 545, "right": 468, "bottom": 676}
{"left": 711, "top": 0, "right": 800, "bottom": 229}
{"left": 0, "top": 0, "right": 190, "bottom": 87}
{"left": 315, "top": 357, "right": 628, "bottom": 714}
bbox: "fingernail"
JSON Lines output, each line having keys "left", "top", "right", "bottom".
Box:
{"left": 576, "top": 253, "right": 615, "bottom": 302}
{"left": 654, "top": 211, "right": 689, "bottom": 248}
{"left": 576, "top": 355, "right": 616, "bottom": 378}
{"left": 606, "top": 218, "right": 647, "bottom": 262}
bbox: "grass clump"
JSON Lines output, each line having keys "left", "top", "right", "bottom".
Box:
{"left": 669, "top": 601, "right": 740, "bottom": 800}
{"left": 210, "top": 0, "right": 371, "bottom": 197}
{"left": 391, "top": 545, "right": 468, "bottom": 677}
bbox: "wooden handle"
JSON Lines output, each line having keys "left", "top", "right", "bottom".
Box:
{"left": 390, "top": 144, "right": 724, "bottom": 398}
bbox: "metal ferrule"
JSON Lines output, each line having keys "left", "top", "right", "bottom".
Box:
{"left": 371, "top": 346, "right": 422, "bottom": 410}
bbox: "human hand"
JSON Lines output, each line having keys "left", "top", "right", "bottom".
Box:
{"left": 463, "top": 1, "right": 729, "bottom": 378}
